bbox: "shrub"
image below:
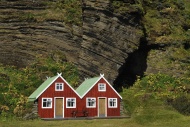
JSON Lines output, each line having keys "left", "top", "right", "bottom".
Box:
{"left": 122, "top": 73, "right": 190, "bottom": 116}
{"left": 170, "top": 95, "right": 190, "bottom": 115}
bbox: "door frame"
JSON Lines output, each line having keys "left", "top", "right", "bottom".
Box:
{"left": 98, "top": 97, "right": 107, "bottom": 117}
{"left": 54, "top": 97, "right": 64, "bottom": 118}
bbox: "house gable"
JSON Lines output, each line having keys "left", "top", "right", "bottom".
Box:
{"left": 28, "top": 73, "right": 81, "bottom": 102}
{"left": 76, "top": 74, "right": 122, "bottom": 99}
{"left": 37, "top": 74, "right": 81, "bottom": 118}
{"left": 58, "top": 76, "right": 81, "bottom": 98}
{"left": 101, "top": 76, "right": 122, "bottom": 99}
{"left": 77, "top": 74, "right": 122, "bottom": 117}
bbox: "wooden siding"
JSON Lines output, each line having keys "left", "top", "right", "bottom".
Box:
{"left": 38, "top": 77, "right": 80, "bottom": 118}
{"left": 80, "top": 78, "right": 121, "bottom": 117}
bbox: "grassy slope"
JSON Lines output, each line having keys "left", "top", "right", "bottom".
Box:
{"left": 0, "top": 116, "right": 190, "bottom": 127}
{"left": 132, "top": 103, "right": 190, "bottom": 127}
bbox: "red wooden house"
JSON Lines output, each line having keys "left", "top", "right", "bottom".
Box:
{"left": 28, "top": 73, "right": 81, "bottom": 118}
{"left": 76, "top": 74, "right": 122, "bottom": 117}
{"left": 28, "top": 73, "right": 122, "bottom": 118}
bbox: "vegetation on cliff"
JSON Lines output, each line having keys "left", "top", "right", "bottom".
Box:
{"left": 142, "top": 0, "right": 190, "bottom": 45}
{"left": 48, "top": 0, "right": 82, "bottom": 25}
{"left": 111, "top": 0, "right": 190, "bottom": 46}
{"left": 0, "top": 52, "right": 78, "bottom": 120}
{"left": 17, "top": 0, "right": 82, "bottom": 25}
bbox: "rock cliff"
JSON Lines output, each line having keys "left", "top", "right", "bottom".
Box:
{"left": 0, "top": 0, "right": 143, "bottom": 87}
{"left": 0, "top": 0, "right": 81, "bottom": 67}
{"left": 1, "top": 0, "right": 189, "bottom": 90}
{"left": 79, "top": 0, "right": 143, "bottom": 85}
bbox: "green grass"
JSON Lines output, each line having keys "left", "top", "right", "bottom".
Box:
{"left": 133, "top": 107, "right": 189, "bottom": 126}
{"left": 0, "top": 119, "right": 136, "bottom": 127}
{"left": 0, "top": 116, "right": 190, "bottom": 127}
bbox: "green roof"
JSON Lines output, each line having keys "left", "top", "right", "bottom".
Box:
{"left": 28, "top": 75, "right": 58, "bottom": 102}
{"left": 76, "top": 77, "right": 100, "bottom": 97}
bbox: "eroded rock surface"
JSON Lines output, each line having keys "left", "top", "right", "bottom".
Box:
{"left": 0, "top": 0, "right": 143, "bottom": 85}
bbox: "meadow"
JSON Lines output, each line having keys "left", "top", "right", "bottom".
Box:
{"left": 0, "top": 116, "right": 190, "bottom": 127}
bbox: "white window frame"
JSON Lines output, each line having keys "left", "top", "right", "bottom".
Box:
{"left": 66, "top": 98, "right": 76, "bottom": 108}
{"left": 42, "top": 98, "right": 52, "bottom": 108}
{"left": 86, "top": 98, "right": 96, "bottom": 108}
{"left": 108, "top": 98, "right": 117, "bottom": 108}
{"left": 98, "top": 83, "right": 106, "bottom": 91}
{"left": 55, "top": 83, "right": 64, "bottom": 91}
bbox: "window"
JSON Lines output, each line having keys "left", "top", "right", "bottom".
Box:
{"left": 108, "top": 98, "right": 117, "bottom": 108}
{"left": 86, "top": 98, "right": 96, "bottom": 108}
{"left": 98, "top": 83, "right": 106, "bottom": 91}
{"left": 66, "top": 98, "right": 76, "bottom": 108}
{"left": 42, "top": 98, "right": 52, "bottom": 108}
{"left": 55, "top": 83, "right": 64, "bottom": 91}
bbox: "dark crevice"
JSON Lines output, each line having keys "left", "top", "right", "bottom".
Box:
{"left": 184, "top": 42, "right": 190, "bottom": 50}
{"left": 113, "top": 37, "right": 148, "bottom": 92}
{"left": 113, "top": 37, "right": 166, "bottom": 92}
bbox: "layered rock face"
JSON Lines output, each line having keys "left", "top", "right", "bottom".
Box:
{"left": 79, "top": 0, "right": 143, "bottom": 83}
{"left": 0, "top": 0, "right": 81, "bottom": 67}
{"left": 0, "top": 0, "right": 143, "bottom": 86}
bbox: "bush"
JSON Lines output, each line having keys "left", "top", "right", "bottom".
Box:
{"left": 121, "top": 73, "right": 190, "bottom": 116}
{"left": 170, "top": 96, "right": 190, "bottom": 115}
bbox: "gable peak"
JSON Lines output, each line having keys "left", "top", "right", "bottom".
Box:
{"left": 100, "top": 73, "right": 104, "bottom": 77}
{"left": 57, "top": 72, "right": 62, "bottom": 76}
